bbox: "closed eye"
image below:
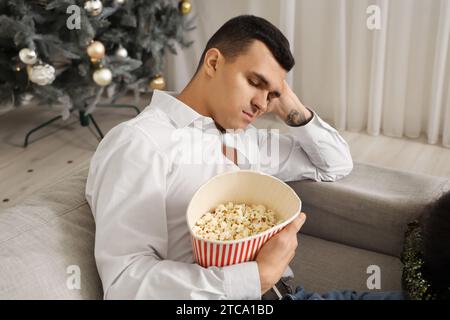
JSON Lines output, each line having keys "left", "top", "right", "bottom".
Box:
{"left": 248, "top": 79, "right": 260, "bottom": 87}
{"left": 267, "top": 92, "right": 278, "bottom": 101}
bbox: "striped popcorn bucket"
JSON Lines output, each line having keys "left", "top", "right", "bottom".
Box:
{"left": 187, "top": 170, "right": 301, "bottom": 268}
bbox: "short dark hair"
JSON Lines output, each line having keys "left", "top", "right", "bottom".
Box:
{"left": 196, "top": 15, "right": 295, "bottom": 73}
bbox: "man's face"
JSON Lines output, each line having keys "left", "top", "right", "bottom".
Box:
{"left": 206, "top": 40, "right": 287, "bottom": 130}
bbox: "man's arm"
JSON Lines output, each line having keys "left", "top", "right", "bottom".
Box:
{"left": 266, "top": 81, "right": 314, "bottom": 127}
{"left": 86, "top": 124, "right": 261, "bottom": 299}
{"left": 259, "top": 81, "right": 353, "bottom": 182}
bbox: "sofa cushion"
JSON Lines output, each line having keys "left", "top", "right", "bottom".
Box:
{"left": 0, "top": 163, "right": 103, "bottom": 299}
{"left": 288, "top": 163, "right": 450, "bottom": 257}
{"left": 291, "top": 234, "right": 403, "bottom": 293}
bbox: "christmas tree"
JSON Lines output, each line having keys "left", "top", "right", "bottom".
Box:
{"left": 0, "top": 0, "right": 194, "bottom": 118}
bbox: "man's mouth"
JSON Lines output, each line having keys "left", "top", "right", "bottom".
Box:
{"left": 242, "top": 110, "right": 255, "bottom": 121}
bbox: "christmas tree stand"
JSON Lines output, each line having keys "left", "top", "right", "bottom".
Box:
{"left": 23, "top": 104, "right": 140, "bottom": 148}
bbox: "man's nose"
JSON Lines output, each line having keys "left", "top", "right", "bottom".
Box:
{"left": 252, "top": 92, "right": 269, "bottom": 114}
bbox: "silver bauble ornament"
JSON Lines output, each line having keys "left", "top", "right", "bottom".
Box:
{"left": 19, "top": 48, "right": 38, "bottom": 65}
{"left": 84, "top": 0, "right": 103, "bottom": 16}
{"left": 27, "top": 64, "right": 56, "bottom": 86}
{"left": 115, "top": 46, "right": 128, "bottom": 58}
{"left": 93, "top": 68, "right": 113, "bottom": 86}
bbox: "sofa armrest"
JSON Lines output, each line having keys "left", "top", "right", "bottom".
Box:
{"left": 0, "top": 161, "right": 102, "bottom": 299}
{"left": 287, "top": 162, "right": 450, "bottom": 257}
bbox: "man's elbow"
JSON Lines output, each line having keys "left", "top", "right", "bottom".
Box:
{"left": 317, "top": 157, "right": 353, "bottom": 182}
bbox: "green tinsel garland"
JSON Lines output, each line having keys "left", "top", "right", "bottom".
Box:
{"left": 401, "top": 220, "right": 450, "bottom": 300}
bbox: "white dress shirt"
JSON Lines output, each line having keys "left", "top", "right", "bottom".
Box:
{"left": 85, "top": 90, "right": 353, "bottom": 300}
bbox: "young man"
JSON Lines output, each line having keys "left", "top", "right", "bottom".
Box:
{"left": 86, "top": 15, "right": 353, "bottom": 299}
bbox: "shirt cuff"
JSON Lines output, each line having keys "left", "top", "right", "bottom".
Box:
{"left": 222, "top": 261, "right": 261, "bottom": 300}
{"left": 285, "top": 111, "right": 337, "bottom": 142}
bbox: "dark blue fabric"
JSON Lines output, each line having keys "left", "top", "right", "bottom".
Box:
{"left": 283, "top": 287, "right": 405, "bottom": 300}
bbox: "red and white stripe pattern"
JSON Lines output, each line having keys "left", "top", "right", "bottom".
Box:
{"left": 191, "top": 228, "right": 282, "bottom": 268}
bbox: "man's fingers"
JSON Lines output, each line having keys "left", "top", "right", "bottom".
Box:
{"left": 287, "top": 212, "right": 307, "bottom": 233}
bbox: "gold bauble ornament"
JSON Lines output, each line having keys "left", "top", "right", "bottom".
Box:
{"left": 87, "top": 41, "right": 105, "bottom": 60}
{"left": 84, "top": 0, "right": 103, "bottom": 16}
{"left": 179, "top": 0, "right": 192, "bottom": 15}
{"left": 149, "top": 75, "right": 165, "bottom": 90}
{"left": 93, "top": 68, "right": 113, "bottom": 86}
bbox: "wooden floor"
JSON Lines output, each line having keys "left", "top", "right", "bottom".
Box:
{"left": 1, "top": 97, "right": 450, "bottom": 210}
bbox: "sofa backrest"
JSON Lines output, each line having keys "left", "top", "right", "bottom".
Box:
{"left": 0, "top": 164, "right": 103, "bottom": 299}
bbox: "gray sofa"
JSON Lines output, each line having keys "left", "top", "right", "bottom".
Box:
{"left": 1, "top": 161, "right": 449, "bottom": 299}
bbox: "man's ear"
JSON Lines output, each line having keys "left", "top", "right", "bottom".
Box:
{"left": 203, "top": 48, "right": 221, "bottom": 77}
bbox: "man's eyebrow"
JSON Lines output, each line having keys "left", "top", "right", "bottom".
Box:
{"left": 251, "top": 72, "right": 281, "bottom": 97}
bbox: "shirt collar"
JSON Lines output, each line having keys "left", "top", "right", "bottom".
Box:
{"left": 150, "top": 90, "right": 214, "bottom": 128}
{"left": 149, "top": 90, "right": 259, "bottom": 167}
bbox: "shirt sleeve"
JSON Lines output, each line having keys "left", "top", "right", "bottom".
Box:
{"left": 258, "top": 111, "right": 353, "bottom": 182}
{"left": 85, "top": 124, "right": 261, "bottom": 300}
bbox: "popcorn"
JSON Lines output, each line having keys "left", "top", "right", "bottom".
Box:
{"left": 193, "top": 201, "right": 283, "bottom": 241}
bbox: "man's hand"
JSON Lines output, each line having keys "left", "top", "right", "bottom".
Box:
{"left": 267, "top": 80, "right": 313, "bottom": 126}
{"left": 255, "top": 212, "right": 307, "bottom": 295}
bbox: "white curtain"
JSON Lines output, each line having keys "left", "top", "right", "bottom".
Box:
{"left": 165, "top": 0, "right": 450, "bottom": 148}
